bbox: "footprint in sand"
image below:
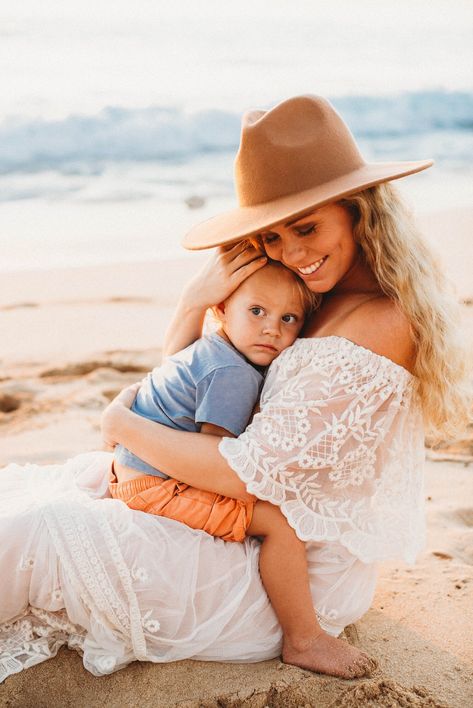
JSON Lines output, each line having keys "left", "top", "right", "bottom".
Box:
{"left": 0, "top": 383, "right": 39, "bottom": 414}
{"left": 453, "top": 507, "right": 473, "bottom": 527}
{"left": 330, "top": 678, "right": 450, "bottom": 707}
{"left": 39, "top": 361, "right": 148, "bottom": 378}
{"left": 439, "top": 508, "right": 473, "bottom": 565}
{"left": 0, "top": 302, "right": 39, "bottom": 311}
{"left": 105, "top": 296, "right": 153, "bottom": 304}
{"left": 432, "top": 551, "right": 453, "bottom": 561}
{"left": 0, "top": 393, "right": 22, "bottom": 413}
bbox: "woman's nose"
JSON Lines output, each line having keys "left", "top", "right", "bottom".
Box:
{"left": 281, "top": 238, "right": 307, "bottom": 266}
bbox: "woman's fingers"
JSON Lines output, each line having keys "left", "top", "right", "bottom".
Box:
{"left": 183, "top": 240, "right": 268, "bottom": 310}
{"left": 230, "top": 254, "right": 267, "bottom": 285}
{"left": 221, "top": 240, "right": 249, "bottom": 254}
{"left": 211, "top": 241, "right": 268, "bottom": 294}
{"left": 221, "top": 240, "right": 265, "bottom": 262}
{"left": 219, "top": 242, "right": 267, "bottom": 277}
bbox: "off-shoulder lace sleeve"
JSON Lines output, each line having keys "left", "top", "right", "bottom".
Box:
{"left": 219, "top": 337, "right": 425, "bottom": 564}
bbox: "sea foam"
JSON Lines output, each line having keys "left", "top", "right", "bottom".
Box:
{"left": 1, "top": 90, "right": 472, "bottom": 175}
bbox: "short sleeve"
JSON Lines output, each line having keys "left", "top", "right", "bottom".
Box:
{"left": 195, "top": 366, "right": 261, "bottom": 436}
{"left": 218, "top": 337, "right": 425, "bottom": 564}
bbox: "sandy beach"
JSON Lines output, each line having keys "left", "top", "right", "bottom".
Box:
{"left": 0, "top": 207, "right": 472, "bottom": 707}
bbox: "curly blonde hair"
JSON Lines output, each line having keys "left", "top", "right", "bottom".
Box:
{"left": 339, "top": 183, "right": 471, "bottom": 441}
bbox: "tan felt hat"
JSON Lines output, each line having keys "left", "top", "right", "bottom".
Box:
{"left": 182, "top": 94, "right": 433, "bottom": 250}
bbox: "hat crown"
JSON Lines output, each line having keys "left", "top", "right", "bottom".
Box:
{"left": 235, "top": 95, "right": 365, "bottom": 207}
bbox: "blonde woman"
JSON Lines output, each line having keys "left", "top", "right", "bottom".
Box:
{"left": 0, "top": 96, "right": 469, "bottom": 681}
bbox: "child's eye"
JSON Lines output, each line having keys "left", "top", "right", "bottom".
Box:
{"left": 282, "top": 314, "right": 298, "bottom": 324}
{"left": 250, "top": 306, "right": 265, "bottom": 316}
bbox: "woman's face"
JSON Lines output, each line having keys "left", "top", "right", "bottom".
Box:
{"left": 259, "top": 203, "right": 358, "bottom": 293}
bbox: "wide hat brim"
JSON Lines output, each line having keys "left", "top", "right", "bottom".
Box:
{"left": 182, "top": 159, "right": 433, "bottom": 250}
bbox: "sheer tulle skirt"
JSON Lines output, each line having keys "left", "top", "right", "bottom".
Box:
{"left": 0, "top": 452, "right": 377, "bottom": 681}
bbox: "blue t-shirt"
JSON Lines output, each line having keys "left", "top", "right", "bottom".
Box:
{"left": 114, "top": 332, "right": 263, "bottom": 477}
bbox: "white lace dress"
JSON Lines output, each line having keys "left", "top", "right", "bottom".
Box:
{"left": 0, "top": 337, "right": 425, "bottom": 682}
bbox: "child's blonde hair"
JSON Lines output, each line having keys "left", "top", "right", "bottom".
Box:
{"left": 339, "top": 183, "right": 471, "bottom": 441}
{"left": 258, "top": 259, "right": 319, "bottom": 316}
{"left": 207, "top": 259, "right": 319, "bottom": 334}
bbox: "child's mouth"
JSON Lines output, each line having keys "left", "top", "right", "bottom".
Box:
{"left": 255, "top": 344, "right": 278, "bottom": 352}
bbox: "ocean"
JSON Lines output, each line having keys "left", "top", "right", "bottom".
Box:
{"left": 1, "top": 1, "right": 472, "bottom": 271}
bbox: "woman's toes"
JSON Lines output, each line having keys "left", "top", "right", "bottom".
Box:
{"left": 363, "top": 656, "right": 378, "bottom": 674}
{"left": 346, "top": 662, "right": 363, "bottom": 679}
{"left": 353, "top": 662, "right": 368, "bottom": 678}
{"left": 358, "top": 656, "right": 377, "bottom": 676}
{"left": 369, "top": 656, "right": 379, "bottom": 671}
{"left": 346, "top": 653, "right": 377, "bottom": 679}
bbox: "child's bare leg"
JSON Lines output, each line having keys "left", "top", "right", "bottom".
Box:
{"left": 247, "top": 501, "right": 377, "bottom": 679}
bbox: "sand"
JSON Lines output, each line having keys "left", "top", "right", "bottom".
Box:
{"left": 0, "top": 208, "right": 472, "bottom": 707}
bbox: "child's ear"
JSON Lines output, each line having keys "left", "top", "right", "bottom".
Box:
{"left": 212, "top": 302, "right": 226, "bottom": 321}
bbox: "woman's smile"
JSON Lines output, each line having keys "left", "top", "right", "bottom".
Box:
{"left": 296, "top": 256, "right": 329, "bottom": 277}
{"left": 260, "top": 204, "right": 360, "bottom": 293}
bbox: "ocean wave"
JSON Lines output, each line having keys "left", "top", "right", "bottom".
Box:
{"left": 332, "top": 91, "right": 473, "bottom": 136}
{"left": 0, "top": 90, "right": 472, "bottom": 174}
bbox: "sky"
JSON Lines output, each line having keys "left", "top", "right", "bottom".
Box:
{"left": 1, "top": 0, "right": 472, "bottom": 120}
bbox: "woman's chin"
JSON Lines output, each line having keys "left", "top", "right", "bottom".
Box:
{"left": 304, "top": 277, "right": 334, "bottom": 294}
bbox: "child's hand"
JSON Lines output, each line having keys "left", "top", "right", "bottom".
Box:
{"left": 184, "top": 241, "right": 267, "bottom": 309}
{"left": 109, "top": 382, "right": 141, "bottom": 409}
{"left": 101, "top": 382, "right": 141, "bottom": 451}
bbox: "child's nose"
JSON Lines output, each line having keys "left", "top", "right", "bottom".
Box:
{"left": 262, "top": 320, "right": 281, "bottom": 337}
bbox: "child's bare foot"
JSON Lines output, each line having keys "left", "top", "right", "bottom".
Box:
{"left": 282, "top": 631, "right": 378, "bottom": 679}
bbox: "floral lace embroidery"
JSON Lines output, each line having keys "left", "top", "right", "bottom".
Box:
{"left": 0, "top": 608, "right": 85, "bottom": 683}
{"left": 132, "top": 566, "right": 149, "bottom": 583}
{"left": 18, "top": 557, "right": 35, "bottom": 571}
{"left": 219, "top": 336, "right": 426, "bottom": 564}
{"left": 42, "top": 499, "right": 148, "bottom": 661}
{"left": 1, "top": 491, "right": 152, "bottom": 683}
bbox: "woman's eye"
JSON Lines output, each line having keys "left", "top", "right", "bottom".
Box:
{"left": 298, "top": 225, "right": 316, "bottom": 236}
{"left": 282, "top": 314, "right": 298, "bottom": 324}
{"left": 250, "top": 307, "right": 264, "bottom": 316}
{"left": 262, "top": 233, "right": 279, "bottom": 245}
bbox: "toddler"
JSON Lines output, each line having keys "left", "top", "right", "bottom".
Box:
{"left": 109, "top": 261, "right": 316, "bottom": 544}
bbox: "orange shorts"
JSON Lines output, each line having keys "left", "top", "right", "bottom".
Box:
{"left": 109, "top": 468, "right": 255, "bottom": 543}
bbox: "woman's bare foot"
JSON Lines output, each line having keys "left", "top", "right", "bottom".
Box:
{"left": 282, "top": 631, "right": 378, "bottom": 679}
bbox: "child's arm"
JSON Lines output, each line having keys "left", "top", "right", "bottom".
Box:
{"left": 200, "top": 423, "right": 236, "bottom": 438}
{"left": 103, "top": 400, "right": 253, "bottom": 501}
{"left": 163, "top": 243, "right": 267, "bottom": 357}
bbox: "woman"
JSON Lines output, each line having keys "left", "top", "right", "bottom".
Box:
{"left": 0, "top": 95, "right": 469, "bottom": 682}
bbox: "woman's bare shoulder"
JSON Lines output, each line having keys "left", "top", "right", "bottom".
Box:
{"left": 341, "top": 297, "right": 415, "bottom": 373}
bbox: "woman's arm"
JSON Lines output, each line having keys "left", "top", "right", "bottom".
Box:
{"left": 162, "top": 286, "right": 207, "bottom": 358}
{"left": 163, "top": 242, "right": 267, "bottom": 357}
{"left": 103, "top": 397, "right": 254, "bottom": 501}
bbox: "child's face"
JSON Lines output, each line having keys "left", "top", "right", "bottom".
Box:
{"left": 218, "top": 267, "right": 306, "bottom": 366}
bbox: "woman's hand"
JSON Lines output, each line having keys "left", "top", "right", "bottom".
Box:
{"left": 163, "top": 241, "right": 267, "bottom": 357}
{"left": 101, "top": 382, "right": 141, "bottom": 451}
{"left": 184, "top": 241, "right": 267, "bottom": 310}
